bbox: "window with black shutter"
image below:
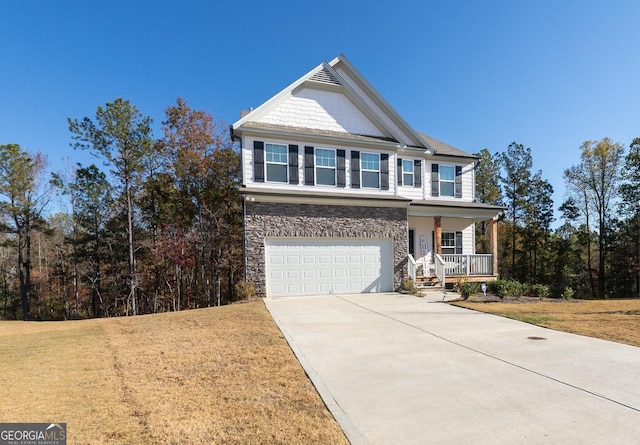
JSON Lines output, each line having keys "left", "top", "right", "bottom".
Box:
{"left": 288, "top": 144, "right": 298, "bottom": 184}
{"left": 304, "top": 146, "right": 314, "bottom": 185}
{"left": 337, "top": 149, "right": 346, "bottom": 187}
{"left": 351, "top": 151, "right": 360, "bottom": 188}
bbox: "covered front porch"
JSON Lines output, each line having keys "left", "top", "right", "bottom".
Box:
{"left": 406, "top": 200, "right": 502, "bottom": 287}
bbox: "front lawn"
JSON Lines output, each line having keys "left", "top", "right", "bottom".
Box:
{"left": 453, "top": 297, "right": 640, "bottom": 347}
{"left": 0, "top": 302, "right": 348, "bottom": 445}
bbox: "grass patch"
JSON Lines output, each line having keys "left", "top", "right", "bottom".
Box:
{"left": 453, "top": 299, "right": 640, "bottom": 347}
{"left": 0, "top": 302, "right": 348, "bottom": 445}
{"left": 502, "top": 314, "right": 564, "bottom": 325}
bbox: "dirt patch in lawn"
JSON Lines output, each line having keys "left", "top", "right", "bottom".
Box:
{"left": 453, "top": 297, "right": 640, "bottom": 347}
{"left": 0, "top": 302, "right": 349, "bottom": 445}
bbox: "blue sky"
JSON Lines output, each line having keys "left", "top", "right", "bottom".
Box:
{"left": 2, "top": 1, "right": 639, "bottom": 222}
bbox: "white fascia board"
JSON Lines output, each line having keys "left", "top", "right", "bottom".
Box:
{"left": 408, "top": 205, "right": 501, "bottom": 220}
{"left": 397, "top": 146, "right": 431, "bottom": 157}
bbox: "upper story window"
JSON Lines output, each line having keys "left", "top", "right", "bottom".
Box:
{"left": 439, "top": 165, "right": 455, "bottom": 196}
{"left": 265, "top": 143, "right": 288, "bottom": 183}
{"left": 431, "top": 163, "right": 461, "bottom": 198}
{"left": 402, "top": 159, "right": 414, "bottom": 186}
{"left": 361, "top": 152, "right": 380, "bottom": 188}
{"left": 315, "top": 148, "right": 336, "bottom": 186}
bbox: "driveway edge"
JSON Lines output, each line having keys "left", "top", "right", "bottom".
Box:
{"left": 264, "top": 298, "right": 367, "bottom": 445}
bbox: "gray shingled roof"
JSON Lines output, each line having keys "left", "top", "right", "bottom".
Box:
{"left": 418, "top": 132, "right": 477, "bottom": 159}
{"left": 241, "top": 121, "right": 400, "bottom": 144}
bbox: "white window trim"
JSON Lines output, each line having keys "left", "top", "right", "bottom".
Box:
{"left": 361, "top": 152, "right": 381, "bottom": 189}
{"left": 315, "top": 147, "right": 336, "bottom": 186}
{"left": 441, "top": 231, "right": 458, "bottom": 254}
{"left": 402, "top": 159, "right": 414, "bottom": 187}
{"left": 439, "top": 164, "right": 455, "bottom": 197}
{"left": 265, "top": 142, "right": 288, "bottom": 183}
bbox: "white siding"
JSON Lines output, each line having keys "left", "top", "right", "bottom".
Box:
{"left": 335, "top": 66, "right": 415, "bottom": 146}
{"left": 242, "top": 143, "right": 253, "bottom": 187}
{"left": 395, "top": 156, "right": 426, "bottom": 200}
{"left": 258, "top": 88, "right": 384, "bottom": 137}
{"left": 426, "top": 160, "right": 475, "bottom": 202}
{"left": 461, "top": 163, "right": 474, "bottom": 201}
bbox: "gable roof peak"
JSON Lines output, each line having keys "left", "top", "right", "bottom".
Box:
{"left": 308, "top": 65, "right": 342, "bottom": 86}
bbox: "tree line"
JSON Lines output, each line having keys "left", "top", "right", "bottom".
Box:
{"left": 475, "top": 137, "right": 640, "bottom": 299}
{"left": 1, "top": 98, "right": 242, "bottom": 320}
{"left": 1, "top": 97, "right": 638, "bottom": 320}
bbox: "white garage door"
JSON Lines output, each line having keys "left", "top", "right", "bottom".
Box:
{"left": 265, "top": 238, "right": 393, "bottom": 297}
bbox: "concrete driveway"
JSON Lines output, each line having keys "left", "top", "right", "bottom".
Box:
{"left": 265, "top": 293, "right": 640, "bottom": 444}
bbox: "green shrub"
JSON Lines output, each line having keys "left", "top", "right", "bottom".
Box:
{"left": 457, "top": 278, "right": 477, "bottom": 300}
{"left": 486, "top": 280, "right": 500, "bottom": 296}
{"left": 530, "top": 284, "right": 550, "bottom": 298}
{"left": 510, "top": 280, "right": 526, "bottom": 298}
{"left": 492, "top": 278, "right": 510, "bottom": 299}
{"left": 561, "top": 286, "right": 574, "bottom": 300}
{"left": 491, "top": 278, "right": 527, "bottom": 299}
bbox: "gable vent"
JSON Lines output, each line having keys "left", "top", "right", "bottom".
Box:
{"left": 309, "top": 67, "right": 342, "bottom": 86}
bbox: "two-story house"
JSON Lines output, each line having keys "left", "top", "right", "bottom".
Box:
{"left": 231, "top": 55, "right": 503, "bottom": 297}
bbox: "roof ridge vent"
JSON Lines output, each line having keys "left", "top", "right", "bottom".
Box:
{"left": 309, "top": 67, "right": 341, "bottom": 85}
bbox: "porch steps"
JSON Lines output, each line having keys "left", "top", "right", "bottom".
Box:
{"left": 414, "top": 276, "right": 443, "bottom": 292}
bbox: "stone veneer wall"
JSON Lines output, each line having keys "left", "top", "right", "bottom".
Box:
{"left": 244, "top": 202, "right": 408, "bottom": 296}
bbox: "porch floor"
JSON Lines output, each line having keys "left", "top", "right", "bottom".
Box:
{"left": 444, "top": 275, "right": 497, "bottom": 284}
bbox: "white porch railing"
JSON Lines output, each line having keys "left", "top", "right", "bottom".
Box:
{"left": 440, "top": 254, "right": 493, "bottom": 276}
{"left": 407, "top": 254, "right": 417, "bottom": 281}
{"left": 433, "top": 254, "right": 446, "bottom": 285}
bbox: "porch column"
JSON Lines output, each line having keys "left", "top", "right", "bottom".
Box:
{"left": 491, "top": 216, "right": 498, "bottom": 275}
{"left": 434, "top": 216, "right": 442, "bottom": 254}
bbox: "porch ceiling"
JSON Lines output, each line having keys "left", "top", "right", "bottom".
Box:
{"left": 408, "top": 199, "right": 504, "bottom": 220}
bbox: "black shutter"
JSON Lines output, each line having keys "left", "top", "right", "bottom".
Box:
{"left": 351, "top": 151, "right": 360, "bottom": 188}
{"left": 414, "top": 160, "right": 422, "bottom": 188}
{"left": 455, "top": 165, "right": 463, "bottom": 198}
{"left": 288, "top": 145, "right": 298, "bottom": 185}
{"left": 455, "top": 231, "right": 463, "bottom": 254}
{"left": 431, "top": 163, "right": 439, "bottom": 197}
{"left": 337, "top": 149, "right": 346, "bottom": 187}
{"left": 304, "top": 146, "right": 314, "bottom": 185}
{"left": 397, "top": 158, "right": 403, "bottom": 186}
{"left": 381, "top": 153, "right": 389, "bottom": 190}
{"left": 253, "top": 141, "right": 264, "bottom": 182}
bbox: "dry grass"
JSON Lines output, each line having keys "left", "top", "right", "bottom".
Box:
{"left": 0, "top": 302, "right": 348, "bottom": 445}
{"left": 454, "top": 297, "right": 640, "bottom": 347}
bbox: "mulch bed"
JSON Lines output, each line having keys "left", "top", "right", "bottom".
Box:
{"left": 464, "top": 294, "right": 584, "bottom": 304}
